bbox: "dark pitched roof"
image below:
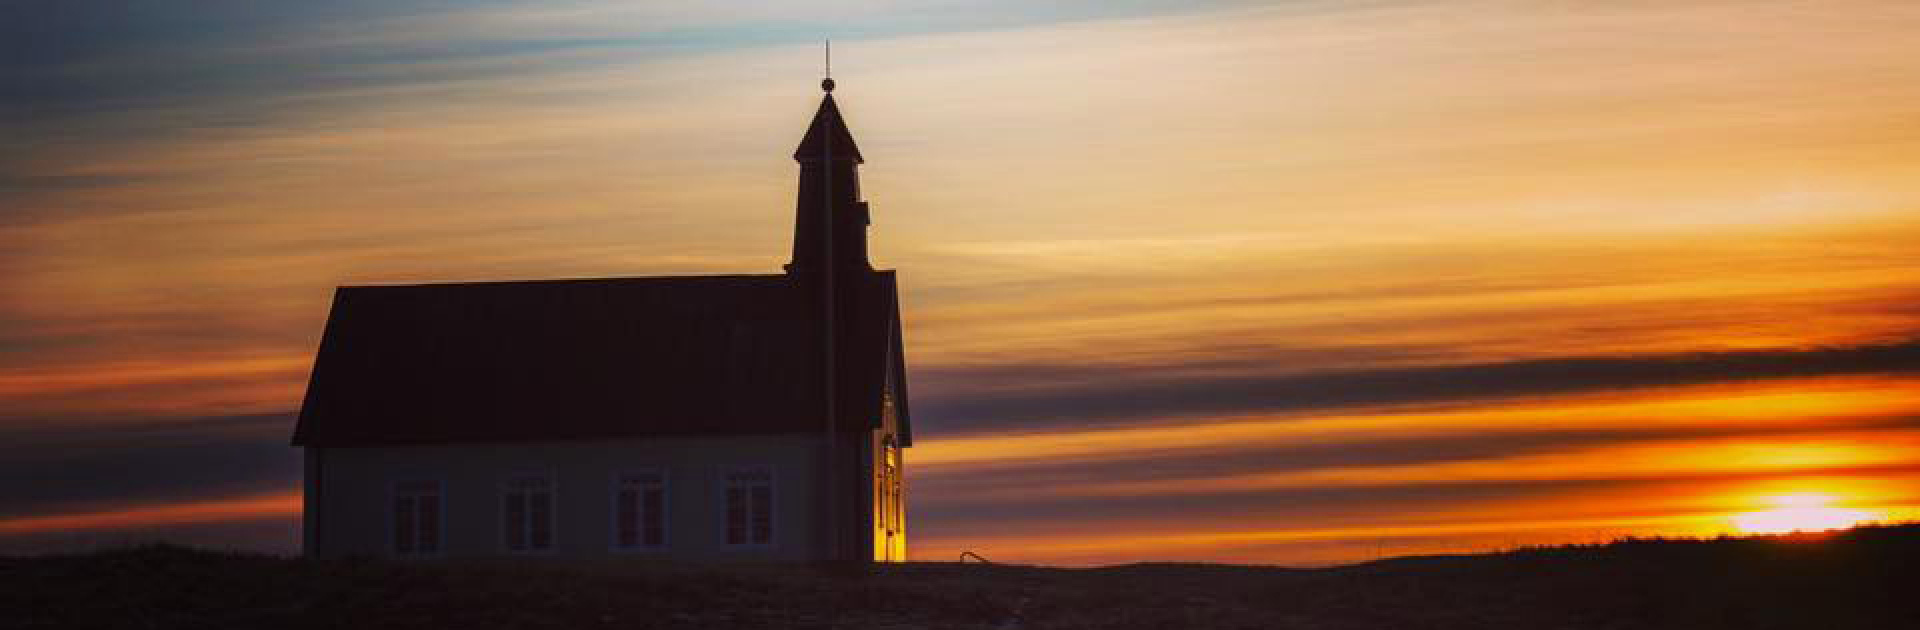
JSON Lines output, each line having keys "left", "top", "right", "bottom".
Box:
{"left": 291, "top": 271, "right": 909, "bottom": 447}
{"left": 793, "top": 93, "right": 864, "bottom": 164}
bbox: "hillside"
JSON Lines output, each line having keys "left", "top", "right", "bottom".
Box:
{"left": 5, "top": 523, "right": 1914, "bottom": 629}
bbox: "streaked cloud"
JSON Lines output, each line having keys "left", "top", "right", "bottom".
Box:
{"left": 0, "top": 491, "right": 298, "bottom": 537}
{"left": 914, "top": 340, "right": 1920, "bottom": 434}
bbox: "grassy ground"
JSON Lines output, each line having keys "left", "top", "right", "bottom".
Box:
{"left": 5, "top": 523, "right": 1913, "bottom": 629}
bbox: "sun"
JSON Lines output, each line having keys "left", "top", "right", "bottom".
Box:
{"left": 1731, "top": 492, "right": 1878, "bottom": 534}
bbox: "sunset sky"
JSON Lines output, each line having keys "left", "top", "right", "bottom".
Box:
{"left": 6, "top": 0, "right": 1920, "bottom": 565}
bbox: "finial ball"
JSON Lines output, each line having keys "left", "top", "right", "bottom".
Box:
{"left": 821, "top": 77, "right": 836, "bottom": 92}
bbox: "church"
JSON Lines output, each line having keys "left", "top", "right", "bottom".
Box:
{"left": 290, "top": 77, "right": 911, "bottom": 564}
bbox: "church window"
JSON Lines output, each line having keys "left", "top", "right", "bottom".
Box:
{"left": 391, "top": 479, "right": 441, "bottom": 556}
{"left": 724, "top": 466, "right": 774, "bottom": 546}
{"left": 613, "top": 469, "right": 667, "bottom": 550}
{"left": 881, "top": 436, "right": 900, "bottom": 532}
{"left": 502, "top": 473, "right": 555, "bottom": 552}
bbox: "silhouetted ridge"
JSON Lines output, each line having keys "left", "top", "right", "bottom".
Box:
{"left": 10, "top": 523, "right": 1914, "bottom": 628}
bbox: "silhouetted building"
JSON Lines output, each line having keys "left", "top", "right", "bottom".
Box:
{"left": 291, "top": 79, "right": 911, "bottom": 564}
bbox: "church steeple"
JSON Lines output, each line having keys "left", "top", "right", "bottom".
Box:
{"left": 785, "top": 77, "right": 871, "bottom": 276}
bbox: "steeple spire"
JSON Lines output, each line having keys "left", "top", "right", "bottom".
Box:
{"left": 792, "top": 90, "right": 863, "bottom": 164}
{"left": 822, "top": 38, "right": 835, "bottom": 93}
{"left": 786, "top": 74, "right": 870, "bottom": 275}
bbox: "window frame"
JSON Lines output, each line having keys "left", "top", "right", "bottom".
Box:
{"left": 499, "top": 470, "right": 559, "bottom": 555}
{"left": 389, "top": 478, "right": 444, "bottom": 558}
{"left": 720, "top": 465, "right": 777, "bottom": 550}
{"left": 608, "top": 467, "right": 669, "bottom": 552}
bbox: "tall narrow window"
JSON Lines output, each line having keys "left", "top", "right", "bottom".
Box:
{"left": 882, "top": 436, "right": 900, "bottom": 532}
{"left": 613, "top": 470, "right": 666, "bottom": 550}
{"left": 392, "top": 480, "right": 441, "bottom": 556}
{"left": 502, "top": 474, "right": 555, "bottom": 552}
{"left": 724, "top": 467, "right": 773, "bottom": 546}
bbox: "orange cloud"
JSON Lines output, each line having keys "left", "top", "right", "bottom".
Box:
{"left": 0, "top": 491, "right": 300, "bottom": 537}
{"left": 914, "top": 376, "right": 1920, "bottom": 470}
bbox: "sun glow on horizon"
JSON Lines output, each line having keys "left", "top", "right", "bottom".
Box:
{"left": 1731, "top": 492, "right": 1880, "bottom": 534}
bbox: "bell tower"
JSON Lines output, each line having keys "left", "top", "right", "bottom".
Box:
{"left": 785, "top": 76, "right": 871, "bottom": 278}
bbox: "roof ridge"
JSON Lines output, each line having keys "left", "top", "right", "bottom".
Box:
{"left": 339, "top": 273, "right": 791, "bottom": 290}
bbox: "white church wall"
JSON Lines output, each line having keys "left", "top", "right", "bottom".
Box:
{"left": 305, "top": 433, "right": 834, "bottom": 563}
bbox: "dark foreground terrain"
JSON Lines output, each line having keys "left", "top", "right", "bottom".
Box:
{"left": 5, "top": 523, "right": 1914, "bottom": 629}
